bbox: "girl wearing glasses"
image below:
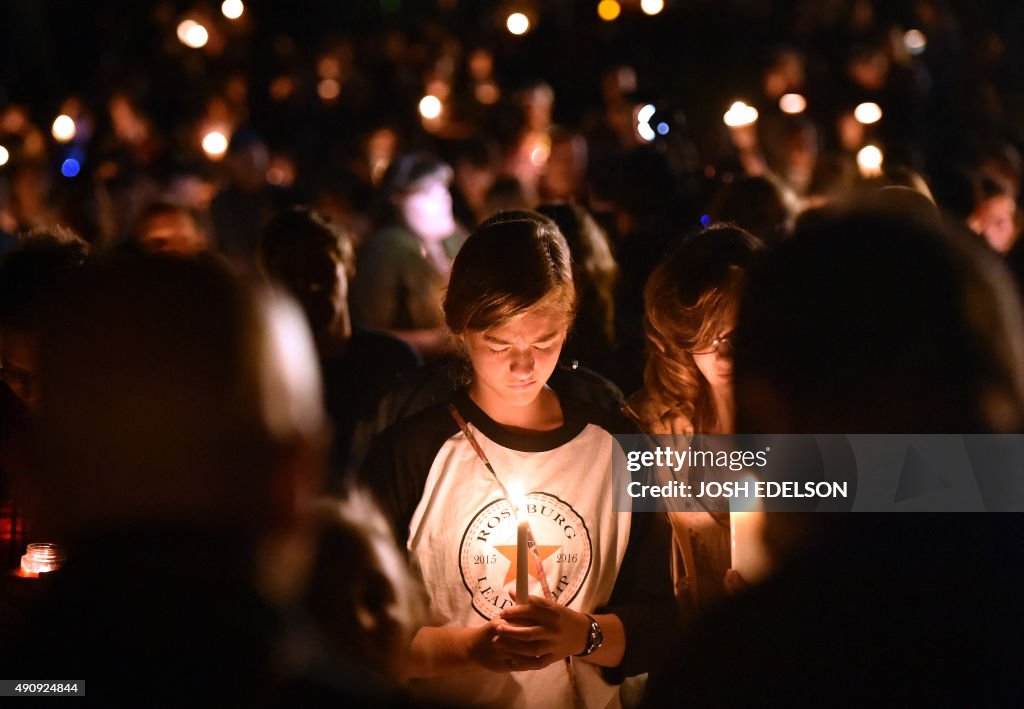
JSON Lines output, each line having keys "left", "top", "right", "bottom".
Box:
{"left": 360, "top": 211, "right": 674, "bottom": 708}
{"left": 624, "top": 224, "right": 762, "bottom": 611}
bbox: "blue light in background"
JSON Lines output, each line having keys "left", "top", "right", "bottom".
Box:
{"left": 656, "top": 122, "right": 669, "bottom": 135}
{"left": 61, "top": 158, "right": 81, "bottom": 178}
{"left": 700, "top": 214, "right": 712, "bottom": 228}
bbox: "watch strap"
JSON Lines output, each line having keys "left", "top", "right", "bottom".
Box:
{"left": 574, "top": 614, "right": 604, "bottom": 657}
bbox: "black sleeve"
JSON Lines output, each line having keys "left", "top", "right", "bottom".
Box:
{"left": 356, "top": 404, "right": 460, "bottom": 544}
{"left": 596, "top": 503, "right": 678, "bottom": 683}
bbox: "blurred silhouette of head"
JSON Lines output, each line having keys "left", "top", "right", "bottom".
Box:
{"left": 968, "top": 175, "right": 1019, "bottom": 255}
{"left": 382, "top": 153, "right": 456, "bottom": 241}
{"left": 306, "top": 492, "right": 425, "bottom": 678}
{"left": 735, "top": 209, "right": 1024, "bottom": 434}
{"left": 35, "top": 255, "right": 327, "bottom": 543}
{"left": 0, "top": 226, "right": 89, "bottom": 413}
{"left": 134, "top": 201, "right": 208, "bottom": 256}
{"left": 259, "top": 207, "right": 355, "bottom": 348}
{"left": 708, "top": 176, "right": 788, "bottom": 246}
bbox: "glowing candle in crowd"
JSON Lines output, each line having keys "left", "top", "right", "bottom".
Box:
{"left": 779, "top": 93, "right": 807, "bottom": 115}
{"left": 904, "top": 29, "right": 927, "bottom": 55}
{"left": 636, "top": 103, "right": 657, "bottom": 142}
{"left": 641, "top": 0, "right": 665, "bottom": 16}
{"left": 857, "top": 144, "right": 884, "bottom": 178}
{"left": 202, "top": 130, "right": 229, "bottom": 160}
{"left": 52, "top": 114, "right": 76, "bottom": 142}
{"left": 506, "top": 13, "right": 530, "bottom": 36}
{"left": 318, "top": 79, "right": 341, "bottom": 101}
{"left": 598, "top": 0, "right": 621, "bottom": 22}
{"left": 20, "top": 543, "right": 66, "bottom": 576}
{"left": 221, "top": 0, "right": 244, "bottom": 20}
{"left": 723, "top": 101, "right": 758, "bottom": 128}
{"left": 177, "top": 19, "right": 209, "bottom": 49}
{"left": 418, "top": 95, "right": 442, "bottom": 120}
{"left": 854, "top": 102, "right": 882, "bottom": 125}
{"left": 729, "top": 475, "right": 769, "bottom": 583}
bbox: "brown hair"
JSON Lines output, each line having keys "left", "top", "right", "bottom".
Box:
{"left": 443, "top": 210, "right": 576, "bottom": 335}
{"left": 626, "top": 224, "right": 762, "bottom": 433}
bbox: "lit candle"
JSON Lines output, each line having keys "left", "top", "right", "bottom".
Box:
{"left": 20, "top": 543, "right": 66, "bottom": 576}
{"left": 509, "top": 485, "right": 530, "bottom": 604}
{"left": 729, "top": 474, "right": 770, "bottom": 583}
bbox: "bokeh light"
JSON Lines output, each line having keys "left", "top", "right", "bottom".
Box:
{"left": 904, "top": 29, "right": 927, "bottom": 55}
{"left": 61, "top": 158, "right": 81, "bottom": 177}
{"left": 221, "top": 0, "right": 244, "bottom": 20}
{"left": 854, "top": 102, "right": 882, "bottom": 125}
{"left": 419, "top": 95, "right": 443, "bottom": 120}
{"left": 779, "top": 93, "right": 807, "bottom": 114}
{"left": 723, "top": 101, "right": 758, "bottom": 127}
{"left": 506, "top": 13, "right": 530, "bottom": 35}
{"left": 598, "top": 0, "right": 621, "bottom": 21}
{"left": 318, "top": 79, "right": 341, "bottom": 101}
{"left": 857, "top": 145, "right": 883, "bottom": 177}
{"left": 177, "top": 19, "right": 209, "bottom": 49}
{"left": 641, "top": 0, "right": 665, "bottom": 15}
{"left": 0, "top": 145, "right": 9, "bottom": 167}
{"left": 52, "top": 114, "right": 77, "bottom": 142}
{"left": 475, "top": 82, "right": 500, "bottom": 105}
{"left": 202, "top": 131, "right": 229, "bottom": 159}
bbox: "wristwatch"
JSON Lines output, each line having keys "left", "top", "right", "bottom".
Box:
{"left": 574, "top": 614, "right": 604, "bottom": 657}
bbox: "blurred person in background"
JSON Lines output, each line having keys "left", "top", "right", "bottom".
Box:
{"left": 0, "top": 227, "right": 90, "bottom": 573}
{"left": 259, "top": 207, "right": 420, "bottom": 485}
{"left": 538, "top": 128, "right": 588, "bottom": 204}
{"left": 706, "top": 176, "right": 789, "bottom": 246}
{"left": 449, "top": 137, "right": 500, "bottom": 228}
{"left": 132, "top": 200, "right": 208, "bottom": 257}
{"left": 305, "top": 492, "right": 426, "bottom": 681}
{"left": 210, "top": 129, "right": 291, "bottom": 268}
{"left": 968, "top": 173, "right": 1019, "bottom": 255}
{"left": 536, "top": 202, "right": 619, "bottom": 381}
{"left": 350, "top": 153, "right": 466, "bottom": 359}
{"left": 1, "top": 255, "right": 405, "bottom": 706}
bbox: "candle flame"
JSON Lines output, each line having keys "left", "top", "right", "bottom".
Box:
{"left": 724, "top": 101, "right": 759, "bottom": 128}
{"left": 507, "top": 483, "right": 526, "bottom": 519}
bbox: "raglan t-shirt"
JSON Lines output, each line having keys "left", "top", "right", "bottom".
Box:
{"left": 361, "top": 388, "right": 676, "bottom": 709}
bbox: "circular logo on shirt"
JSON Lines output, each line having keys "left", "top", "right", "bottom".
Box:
{"left": 459, "top": 492, "right": 593, "bottom": 619}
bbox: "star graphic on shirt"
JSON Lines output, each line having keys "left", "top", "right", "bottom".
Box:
{"left": 494, "top": 543, "right": 561, "bottom": 586}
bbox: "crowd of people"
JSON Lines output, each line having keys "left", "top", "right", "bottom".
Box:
{"left": 1, "top": 0, "right": 1023, "bottom": 706}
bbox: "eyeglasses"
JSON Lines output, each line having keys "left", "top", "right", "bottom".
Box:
{"left": 690, "top": 333, "right": 734, "bottom": 358}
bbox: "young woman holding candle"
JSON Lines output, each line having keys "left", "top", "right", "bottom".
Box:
{"left": 624, "top": 224, "right": 763, "bottom": 611}
{"left": 360, "top": 211, "right": 675, "bottom": 708}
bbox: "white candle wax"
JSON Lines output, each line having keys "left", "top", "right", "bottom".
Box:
{"left": 729, "top": 475, "right": 770, "bottom": 583}
{"left": 516, "top": 519, "right": 529, "bottom": 604}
